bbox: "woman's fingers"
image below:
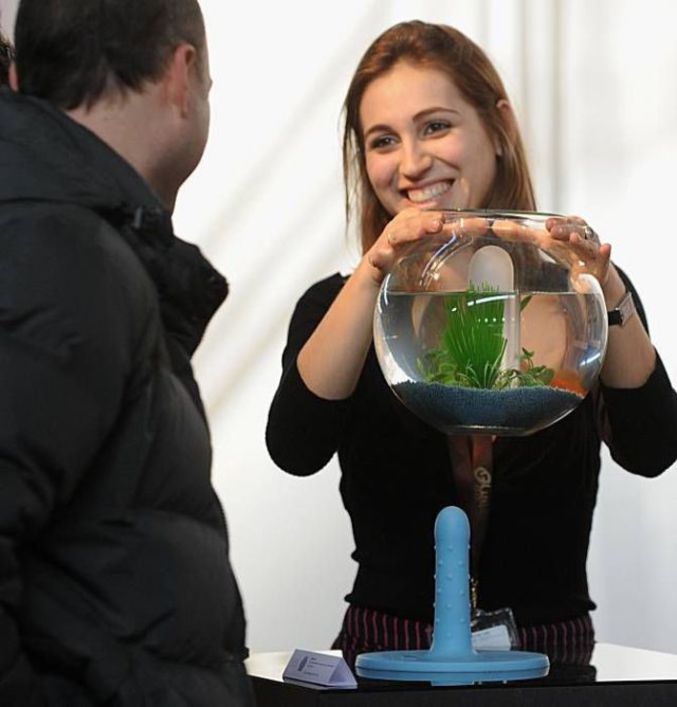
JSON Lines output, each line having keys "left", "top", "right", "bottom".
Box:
{"left": 446, "top": 214, "right": 492, "bottom": 237}
{"left": 385, "top": 209, "right": 443, "bottom": 246}
{"left": 547, "top": 215, "right": 601, "bottom": 244}
{"left": 366, "top": 209, "right": 444, "bottom": 280}
{"left": 544, "top": 216, "right": 612, "bottom": 286}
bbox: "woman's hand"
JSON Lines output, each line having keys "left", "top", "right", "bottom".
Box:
{"left": 544, "top": 216, "right": 656, "bottom": 388}
{"left": 490, "top": 214, "right": 614, "bottom": 289}
{"left": 298, "top": 208, "right": 444, "bottom": 400}
{"left": 365, "top": 208, "right": 445, "bottom": 284}
{"left": 545, "top": 215, "right": 613, "bottom": 288}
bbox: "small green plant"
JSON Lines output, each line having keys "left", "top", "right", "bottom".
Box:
{"left": 513, "top": 348, "right": 555, "bottom": 387}
{"left": 419, "top": 285, "right": 554, "bottom": 390}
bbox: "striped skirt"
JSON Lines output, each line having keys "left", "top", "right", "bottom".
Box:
{"left": 332, "top": 604, "right": 594, "bottom": 668}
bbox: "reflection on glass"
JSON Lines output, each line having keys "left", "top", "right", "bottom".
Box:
{"left": 374, "top": 211, "right": 608, "bottom": 436}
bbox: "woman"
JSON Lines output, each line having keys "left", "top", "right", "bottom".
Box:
{"left": 266, "top": 21, "right": 677, "bottom": 665}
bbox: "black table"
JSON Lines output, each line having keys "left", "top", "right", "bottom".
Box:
{"left": 246, "top": 643, "right": 677, "bottom": 706}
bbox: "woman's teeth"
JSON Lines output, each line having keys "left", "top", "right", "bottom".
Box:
{"left": 407, "top": 181, "right": 452, "bottom": 203}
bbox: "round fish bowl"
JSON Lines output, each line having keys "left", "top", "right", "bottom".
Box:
{"left": 373, "top": 210, "right": 608, "bottom": 436}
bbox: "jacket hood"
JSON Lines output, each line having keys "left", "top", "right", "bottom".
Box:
{"left": 0, "top": 88, "right": 168, "bottom": 230}
{"left": 0, "top": 88, "right": 227, "bottom": 352}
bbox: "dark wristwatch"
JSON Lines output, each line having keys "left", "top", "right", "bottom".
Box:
{"left": 607, "top": 290, "right": 635, "bottom": 327}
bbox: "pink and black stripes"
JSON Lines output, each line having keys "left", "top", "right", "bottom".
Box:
{"left": 332, "top": 604, "right": 595, "bottom": 667}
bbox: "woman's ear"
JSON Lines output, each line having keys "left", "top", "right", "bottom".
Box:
{"left": 495, "top": 98, "right": 518, "bottom": 156}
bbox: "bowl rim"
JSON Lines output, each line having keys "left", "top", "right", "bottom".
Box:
{"left": 434, "top": 208, "right": 565, "bottom": 221}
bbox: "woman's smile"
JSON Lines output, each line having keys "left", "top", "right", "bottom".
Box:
{"left": 404, "top": 179, "right": 454, "bottom": 206}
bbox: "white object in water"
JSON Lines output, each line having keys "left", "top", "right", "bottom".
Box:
{"left": 468, "top": 245, "right": 520, "bottom": 371}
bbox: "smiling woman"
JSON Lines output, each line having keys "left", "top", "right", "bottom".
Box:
{"left": 360, "top": 62, "right": 500, "bottom": 218}
{"left": 344, "top": 21, "right": 535, "bottom": 256}
{"left": 265, "top": 19, "right": 677, "bottom": 668}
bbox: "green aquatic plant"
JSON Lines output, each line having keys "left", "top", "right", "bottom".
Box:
{"left": 421, "top": 285, "right": 506, "bottom": 389}
{"left": 512, "top": 348, "right": 554, "bottom": 387}
{"left": 419, "top": 286, "right": 554, "bottom": 390}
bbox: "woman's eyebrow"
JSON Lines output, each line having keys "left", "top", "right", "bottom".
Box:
{"left": 412, "top": 106, "right": 461, "bottom": 121}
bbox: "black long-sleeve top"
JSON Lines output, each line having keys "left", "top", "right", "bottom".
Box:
{"left": 266, "top": 271, "right": 677, "bottom": 627}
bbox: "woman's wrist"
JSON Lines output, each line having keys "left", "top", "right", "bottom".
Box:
{"left": 356, "top": 253, "right": 387, "bottom": 289}
{"left": 601, "top": 265, "right": 626, "bottom": 308}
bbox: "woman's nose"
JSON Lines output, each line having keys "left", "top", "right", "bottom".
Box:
{"left": 400, "top": 140, "right": 433, "bottom": 178}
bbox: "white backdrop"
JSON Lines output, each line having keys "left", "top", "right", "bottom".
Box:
{"left": 2, "top": 0, "right": 677, "bottom": 656}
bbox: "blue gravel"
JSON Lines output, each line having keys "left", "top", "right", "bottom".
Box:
{"left": 394, "top": 381, "right": 584, "bottom": 435}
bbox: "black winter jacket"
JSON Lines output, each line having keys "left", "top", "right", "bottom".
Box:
{"left": 0, "top": 89, "right": 253, "bottom": 705}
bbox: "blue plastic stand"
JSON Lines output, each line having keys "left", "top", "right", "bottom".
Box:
{"left": 355, "top": 506, "right": 549, "bottom": 685}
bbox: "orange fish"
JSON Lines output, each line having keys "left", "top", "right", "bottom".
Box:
{"left": 550, "top": 369, "right": 587, "bottom": 396}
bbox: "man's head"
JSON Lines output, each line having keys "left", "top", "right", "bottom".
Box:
{"left": 14, "top": 0, "right": 206, "bottom": 109}
{"left": 13, "top": 0, "right": 211, "bottom": 209}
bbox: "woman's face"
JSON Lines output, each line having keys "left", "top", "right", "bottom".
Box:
{"left": 360, "top": 61, "right": 499, "bottom": 216}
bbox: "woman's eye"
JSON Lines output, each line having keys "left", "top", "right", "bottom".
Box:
{"left": 368, "top": 135, "right": 397, "bottom": 150}
{"left": 423, "top": 121, "right": 451, "bottom": 136}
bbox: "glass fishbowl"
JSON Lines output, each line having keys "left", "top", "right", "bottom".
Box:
{"left": 373, "top": 210, "right": 608, "bottom": 436}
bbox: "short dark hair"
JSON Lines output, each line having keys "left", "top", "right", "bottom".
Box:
{"left": 0, "top": 31, "right": 13, "bottom": 86}
{"left": 14, "top": 0, "right": 205, "bottom": 109}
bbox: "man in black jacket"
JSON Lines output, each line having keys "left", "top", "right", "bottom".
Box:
{"left": 0, "top": 1, "right": 254, "bottom": 705}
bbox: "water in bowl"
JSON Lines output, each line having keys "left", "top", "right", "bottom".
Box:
{"left": 374, "top": 288, "right": 606, "bottom": 436}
